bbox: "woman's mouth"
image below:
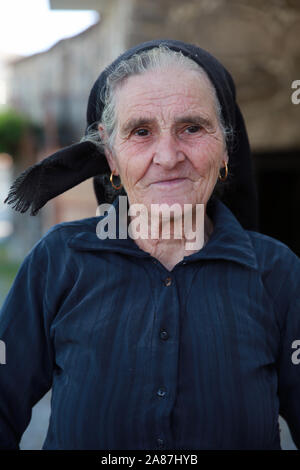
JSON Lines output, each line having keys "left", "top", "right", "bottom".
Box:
{"left": 152, "top": 178, "right": 188, "bottom": 187}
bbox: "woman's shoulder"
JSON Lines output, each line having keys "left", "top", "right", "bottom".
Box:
{"left": 26, "top": 216, "right": 100, "bottom": 259}
{"left": 247, "top": 229, "right": 296, "bottom": 251}
{"left": 245, "top": 230, "right": 299, "bottom": 305}
{"left": 246, "top": 229, "right": 299, "bottom": 269}
{"left": 40, "top": 216, "right": 99, "bottom": 242}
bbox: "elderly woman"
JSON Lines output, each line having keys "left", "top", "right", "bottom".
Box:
{"left": 0, "top": 39, "right": 299, "bottom": 451}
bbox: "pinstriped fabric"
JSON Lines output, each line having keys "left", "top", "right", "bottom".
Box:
{"left": 0, "top": 195, "right": 299, "bottom": 450}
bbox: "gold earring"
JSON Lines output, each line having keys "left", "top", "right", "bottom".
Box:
{"left": 110, "top": 171, "right": 122, "bottom": 190}
{"left": 218, "top": 161, "right": 228, "bottom": 181}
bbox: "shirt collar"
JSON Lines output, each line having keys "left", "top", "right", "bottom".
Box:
{"left": 68, "top": 195, "right": 258, "bottom": 271}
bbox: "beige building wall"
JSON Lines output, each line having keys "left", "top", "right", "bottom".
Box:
{"left": 49, "top": 0, "right": 300, "bottom": 150}
{"left": 7, "top": 0, "right": 134, "bottom": 226}
{"left": 125, "top": 0, "right": 300, "bottom": 151}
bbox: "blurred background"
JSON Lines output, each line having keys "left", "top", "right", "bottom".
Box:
{"left": 0, "top": 0, "right": 299, "bottom": 451}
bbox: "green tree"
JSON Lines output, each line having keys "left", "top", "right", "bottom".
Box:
{"left": 0, "top": 109, "right": 31, "bottom": 157}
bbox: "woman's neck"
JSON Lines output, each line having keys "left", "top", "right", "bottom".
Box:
{"left": 132, "top": 211, "right": 214, "bottom": 272}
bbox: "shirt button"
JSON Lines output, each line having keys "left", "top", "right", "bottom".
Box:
{"left": 157, "top": 388, "right": 167, "bottom": 397}
{"left": 164, "top": 276, "right": 172, "bottom": 286}
{"left": 159, "top": 330, "right": 169, "bottom": 340}
{"left": 157, "top": 438, "right": 164, "bottom": 449}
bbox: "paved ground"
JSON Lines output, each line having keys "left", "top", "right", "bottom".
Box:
{"left": 20, "top": 391, "right": 52, "bottom": 450}
{"left": 279, "top": 416, "right": 297, "bottom": 450}
{"left": 19, "top": 390, "right": 297, "bottom": 450}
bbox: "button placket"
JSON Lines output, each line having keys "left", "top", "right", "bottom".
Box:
{"left": 149, "top": 267, "right": 178, "bottom": 451}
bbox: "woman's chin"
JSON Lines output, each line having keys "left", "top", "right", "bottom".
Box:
{"left": 148, "top": 195, "right": 197, "bottom": 209}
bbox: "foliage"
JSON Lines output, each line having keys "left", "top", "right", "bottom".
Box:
{"left": 0, "top": 244, "right": 21, "bottom": 307}
{"left": 0, "top": 108, "right": 31, "bottom": 157}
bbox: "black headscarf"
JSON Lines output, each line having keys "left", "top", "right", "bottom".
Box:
{"left": 4, "top": 39, "right": 259, "bottom": 231}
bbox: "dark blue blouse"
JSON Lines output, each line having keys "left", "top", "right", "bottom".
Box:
{"left": 0, "top": 195, "right": 299, "bottom": 450}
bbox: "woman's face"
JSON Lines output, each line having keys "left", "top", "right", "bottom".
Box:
{"left": 101, "top": 66, "right": 228, "bottom": 211}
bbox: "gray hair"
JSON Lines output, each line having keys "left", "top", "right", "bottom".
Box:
{"left": 82, "top": 45, "right": 234, "bottom": 152}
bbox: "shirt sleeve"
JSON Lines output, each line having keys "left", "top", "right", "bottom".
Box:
{"left": 0, "top": 238, "right": 55, "bottom": 449}
{"left": 271, "top": 245, "right": 300, "bottom": 449}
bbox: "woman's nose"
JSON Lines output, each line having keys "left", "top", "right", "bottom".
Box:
{"left": 152, "top": 132, "right": 185, "bottom": 169}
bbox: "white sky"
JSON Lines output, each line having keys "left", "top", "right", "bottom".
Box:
{"left": 0, "top": 0, "right": 99, "bottom": 57}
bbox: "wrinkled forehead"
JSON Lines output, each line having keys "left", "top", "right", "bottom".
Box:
{"left": 113, "top": 66, "right": 219, "bottom": 126}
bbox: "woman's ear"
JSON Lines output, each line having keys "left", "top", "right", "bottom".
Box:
{"left": 98, "top": 124, "right": 117, "bottom": 174}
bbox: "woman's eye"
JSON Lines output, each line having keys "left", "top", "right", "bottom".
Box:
{"left": 134, "top": 128, "right": 150, "bottom": 136}
{"left": 185, "top": 125, "right": 201, "bottom": 134}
